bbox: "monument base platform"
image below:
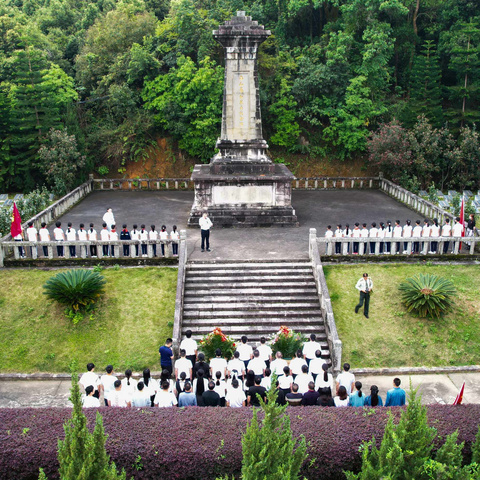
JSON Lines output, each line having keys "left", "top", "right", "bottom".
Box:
{"left": 188, "top": 163, "right": 298, "bottom": 228}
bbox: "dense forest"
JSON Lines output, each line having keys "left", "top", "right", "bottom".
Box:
{"left": 0, "top": 0, "right": 479, "bottom": 194}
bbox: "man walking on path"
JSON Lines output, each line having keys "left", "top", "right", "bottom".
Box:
{"left": 355, "top": 273, "right": 373, "bottom": 318}
{"left": 385, "top": 378, "right": 406, "bottom": 406}
{"left": 199, "top": 211, "right": 213, "bottom": 252}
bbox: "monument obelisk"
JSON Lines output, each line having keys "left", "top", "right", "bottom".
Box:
{"left": 188, "top": 11, "right": 298, "bottom": 227}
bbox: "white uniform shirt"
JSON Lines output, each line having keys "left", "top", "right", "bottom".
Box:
{"left": 154, "top": 390, "right": 177, "bottom": 407}
{"left": 79, "top": 371, "right": 100, "bottom": 390}
{"left": 403, "top": 225, "right": 413, "bottom": 237}
{"left": 65, "top": 228, "right": 76, "bottom": 241}
{"left": 355, "top": 277, "right": 373, "bottom": 292}
{"left": 343, "top": 228, "right": 352, "bottom": 238}
{"left": 88, "top": 228, "right": 97, "bottom": 240}
{"left": 121, "top": 378, "right": 138, "bottom": 401}
{"left": 227, "top": 358, "right": 245, "bottom": 376}
{"left": 336, "top": 371, "right": 355, "bottom": 394}
{"left": 139, "top": 229, "right": 148, "bottom": 241}
{"left": 236, "top": 343, "right": 253, "bottom": 362}
{"left": 39, "top": 228, "right": 50, "bottom": 241}
{"left": 53, "top": 227, "right": 64, "bottom": 241}
{"left": 289, "top": 357, "right": 307, "bottom": 376}
{"left": 270, "top": 358, "right": 288, "bottom": 376}
{"left": 393, "top": 225, "right": 403, "bottom": 237}
{"left": 385, "top": 225, "right": 393, "bottom": 238}
{"left": 256, "top": 344, "right": 272, "bottom": 362}
{"left": 26, "top": 227, "right": 37, "bottom": 242}
{"left": 369, "top": 228, "right": 378, "bottom": 238}
{"left": 131, "top": 390, "right": 151, "bottom": 407}
{"left": 175, "top": 357, "right": 193, "bottom": 378}
{"left": 100, "top": 229, "right": 109, "bottom": 241}
{"left": 109, "top": 390, "right": 129, "bottom": 407}
{"left": 109, "top": 230, "right": 118, "bottom": 241}
{"left": 159, "top": 230, "right": 168, "bottom": 240}
{"left": 303, "top": 341, "right": 321, "bottom": 360}
{"left": 199, "top": 216, "right": 213, "bottom": 230}
{"left": 210, "top": 358, "right": 227, "bottom": 379}
{"left": 295, "top": 372, "right": 314, "bottom": 395}
{"left": 82, "top": 395, "right": 100, "bottom": 408}
{"left": 377, "top": 228, "right": 385, "bottom": 239}
{"left": 149, "top": 230, "right": 158, "bottom": 240}
{"left": 247, "top": 358, "right": 266, "bottom": 376}
{"left": 452, "top": 222, "right": 464, "bottom": 236}
{"left": 131, "top": 229, "right": 140, "bottom": 240}
{"left": 334, "top": 228, "right": 343, "bottom": 238}
{"left": 422, "top": 225, "right": 431, "bottom": 237}
{"left": 180, "top": 338, "right": 197, "bottom": 356}
{"left": 430, "top": 225, "right": 440, "bottom": 237}
{"left": 226, "top": 387, "right": 246, "bottom": 407}
{"left": 352, "top": 228, "right": 361, "bottom": 238}
{"left": 325, "top": 230, "right": 333, "bottom": 238}
{"left": 308, "top": 357, "right": 324, "bottom": 376}
{"left": 315, "top": 372, "right": 334, "bottom": 392}
{"left": 442, "top": 223, "right": 451, "bottom": 236}
{"left": 412, "top": 225, "right": 423, "bottom": 237}
{"left": 78, "top": 229, "right": 87, "bottom": 241}
{"left": 100, "top": 374, "right": 118, "bottom": 401}
{"left": 360, "top": 228, "right": 369, "bottom": 238}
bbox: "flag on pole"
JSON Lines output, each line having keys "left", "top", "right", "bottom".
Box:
{"left": 453, "top": 381, "right": 465, "bottom": 405}
{"left": 10, "top": 202, "right": 22, "bottom": 237}
{"left": 459, "top": 195, "right": 465, "bottom": 237}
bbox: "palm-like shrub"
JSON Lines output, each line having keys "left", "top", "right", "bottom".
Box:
{"left": 43, "top": 269, "right": 106, "bottom": 311}
{"left": 399, "top": 274, "right": 455, "bottom": 318}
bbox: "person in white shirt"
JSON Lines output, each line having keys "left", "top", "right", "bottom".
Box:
{"left": 256, "top": 337, "right": 272, "bottom": 368}
{"left": 352, "top": 223, "right": 361, "bottom": 254}
{"left": 429, "top": 218, "right": 440, "bottom": 254}
{"left": 109, "top": 380, "right": 131, "bottom": 407}
{"left": 308, "top": 350, "right": 324, "bottom": 381}
{"left": 121, "top": 369, "right": 138, "bottom": 403}
{"left": 131, "top": 382, "right": 151, "bottom": 407}
{"left": 25, "top": 221, "right": 38, "bottom": 257}
{"left": 82, "top": 386, "right": 101, "bottom": 408}
{"left": 199, "top": 211, "right": 213, "bottom": 252}
{"left": 369, "top": 222, "right": 378, "bottom": 254}
{"left": 180, "top": 330, "right": 198, "bottom": 370}
{"left": 441, "top": 218, "right": 452, "bottom": 254}
{"left": 142, "top": 369, "right": 158, "bottom": 407}
{"left": 393, "top": 220, "right": 403, "bottom": 254}
{"left": 360, "top": 223, "right": 369, "bottom": 253}
{"left": 377, "top": 222, "right": 386, "bottom": 254}
{"left": 39, "top": 222, "right": 50, "bottom": 257}
{"left": 159, "top": 225, "right": 169, "bottom": 257}
{"left": 171, "top": 225, "right": 179, "bottom": 256}
{"left": 227, "top": 351, "right": 245, "bottom": 379}
{"left": 336, "top": 363, "right": 355, "bottom": 395}
{"left": 213, "top": 371, "right": 227, "bottom": 406}
{"left": 270, "top": 351, "right": 288, "bottom": 376}
{"left": 452, "top": 216, "right": 464, "bottom": 253}
{"left": 130, "top": 224, "right": 140, "bottom": 257}
{"left": 79, "top": 362, "right": 100, "bottom": 398}
{"left": 210, "top": 348, "right": 228, "bottom": 379}
{"left": 289, "top": 350, "right": 307, "bottom": 377}
{"left": 247, "top": 350, "right": 266, "bottom": 377}
{"left": 260, "top": 369, "right": 273, "bottom": 390}
{"left": 65, "top": 222, "right": 76, "bottom": 258}
{"left": 324, "top": 225, "right": 333, "bottom": 254}
{"left": 412, "top": 220, "right": 423, "bottom": 254}
{"left": 88, "top": 223, "right": 97, "bottom": 257}
{"left": 109, "top": 225, "right": 118, "bottom": 257}
{"left": 100, "top": 223, "right": 110, "bottom": 257}
{"left": 384, "top": 220, "right": 393, "bottom": 254}
{"left": 402, "top": 220, "right": 412, "bottom": 254}
{"left": 226, "top": 378, "right": 246, "bottom": 407}
{"left": 421, "top": 220, "right": 431, "bottom": 254}
{"left": 100, "top": 365, "right": 118, "bottom": 406}
{"left": 237, "top": 336, "right": 253, "bottom": 369}
{"left": 343, "top": 223, "right": 351, "bottom": 254}
{"left": 140, "top": 224, "right": 148, "bottom": 257}
{"left": 354, "top": 273, "right": 373, "bottom": 318}
{"left": 148, "top": 225, "right": 158, "bottom": 257}
{"left": 334, "top": 224, "right": 343, "bottom": 254}
{"left": 334, "top": 386, "right": 349, "bottom": 407}
{"left": 315, "top": 363, "right": 334, "bottom": 394}
{"left": 78, "top": 223, "right": 88, "bottom": 258}
{"left": 102, "top": 208, "right": 115, "bottom": 231}
{"left": 154, "top": 381, "right": 178, "bottom": 407}
{"left": 53, "top": 221, "right": 65, "bottom": 257}
{"left": 175, "top": 349, "right": 193, "bottom": 380}
{"left": 295, "top": 365, "right": 314, "bottom": 395}
{"left": 302, "top": 334, "right": 321, "bottom": 366}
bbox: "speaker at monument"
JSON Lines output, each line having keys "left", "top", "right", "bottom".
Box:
{"left": 188, "top": 11, "right": 298, "bottom": 227}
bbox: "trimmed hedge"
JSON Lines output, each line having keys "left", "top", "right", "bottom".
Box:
{"left": 1, "top": 405, "right": 479, "bottom": 480}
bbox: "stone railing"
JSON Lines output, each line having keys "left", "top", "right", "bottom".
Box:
{"left": 293, "top": 176, "right": 379, "bottom": 190}
{"left": 172, "top": 230, "right": 188, "bottom": 354}
{"left": 309, "top": 228, "right": 342, "bottom": 374}
{"left": 379, "top": 178, "right": 455, "bottom": 224}
{"left": 0, "top": 238, "right": 179, "bottom": 267}
{"left": 93, "top": 178, "right": 194, "bottom": 190}
{"left": 0, "top": 178, "right": 94, "bottom": 242}
{"left": 316, "top": 236, "right": 480, "bottom": 257}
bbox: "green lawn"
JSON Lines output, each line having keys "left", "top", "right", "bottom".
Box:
{"left": 0, "top": 267, "right": 177, "bottom": 373}
{"left": 324, "top": 263, "right": 480, "bottom": 368}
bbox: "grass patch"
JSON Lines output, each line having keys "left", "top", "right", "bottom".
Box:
{"left": 0, "top": 267, "right": 177, "bottom": 373}
{"left": 324, "top": 263, "right": 480, "bottom": 368}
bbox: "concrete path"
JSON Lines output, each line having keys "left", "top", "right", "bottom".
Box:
{"left": 1, "top": 371, "right": 478, "bottom": 408}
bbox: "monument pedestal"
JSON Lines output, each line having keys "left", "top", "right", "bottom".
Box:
{"left": 188, "top": 162, "right": 298, "bottom": 227}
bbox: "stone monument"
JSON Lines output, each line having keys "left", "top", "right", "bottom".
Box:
{"left": 187, "top": 11, "right": 298, "bottom": 227}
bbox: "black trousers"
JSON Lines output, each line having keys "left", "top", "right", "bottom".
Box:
{"left": 90, "top": 245, "right": 97, "bottom": 257}
{"left": 335, "top": 242, "right": 341, "bottom": 254}
{"left": 123, "top": 245, "right": 130, "bottom": 256}
{"left": 355, "top": 292, "right": 370, "bottom": 316}
{"left": 443, "top": 241, "right": 450, "bottom": 254}
{"left": 173, "top": 242, "right": 178, "bottom": 255}
{"left": 201, "top": 229, "right": 210, "bottom": 250}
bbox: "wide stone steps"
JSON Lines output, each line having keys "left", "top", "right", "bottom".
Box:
{"left": 181, "top": 259, "right": 331, "bottom": 365}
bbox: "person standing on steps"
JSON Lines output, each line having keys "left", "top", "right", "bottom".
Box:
{"left": 199, "top": 211, "right": 213, "bottom": 252}
{"left": 355, "top": 272, "right": 373, "bottom": 318}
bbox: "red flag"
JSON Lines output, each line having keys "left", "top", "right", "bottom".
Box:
{"left": 459, "top": 196, "right": 465, "bottom": 237}
{"left": 453, "top": 382, "right": 465, "bottom": 405}
{"left": 10, "top": 202, "right": 22, "bottom": 237}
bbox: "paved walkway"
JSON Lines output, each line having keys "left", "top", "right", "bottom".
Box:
{"left": 1, "top": 370, "right": 478, "bottom": 407}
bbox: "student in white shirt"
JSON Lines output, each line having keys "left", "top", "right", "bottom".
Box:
{"left": 159, "top": 225, "right": 169, "bottom": 257}
{"left": 295, "top": 365, "right": 314, "bottom": 395}
{"left": 289, "top": 350, "right": 307, "bottom": 377}
{"left": 384, "top": 220, "right": 393, "bottom": 254}
{"left": 308, "top": 350, "right": 324, "bottom": 381}
{"left": 39, "top": 222, "right": 50, "bottom": 257}
{"left": 26, "top": 221, "right": 38, "bottom": 257}
{"left": 142, "top": 369, "right": 159, "bottom": 407}
{"left": 82, "top": 386, "right": 100, "bottom": 408}
{"left": 369, "top": 222, "right": 378, "bottom": 254}
{"left": 247, "top": 350, "right": 266, "bottom": 377}
{"left": 210, "top": 349, "right": 228, "bottom": 379}
{"left": 452, "top": 217, "right": 464, "bottom": 253}
{"left": 109, "top": 380, "right": 131, "bottom": 407}
{"left": 360, "top": 223, "right": 369, "bottom": 253}
{"left": 78, "top": 223, "right": 88, "bottom": 257}
{"left": 315, "top": 363, "right": 334, "bottom": 394}
{"left": 442, "top": 218, "right": 452, "bottom": 254}
{"left": 140, "top": 224, "right": 148, "bottom": 257}
{"left": 131, "top": 382, "right": 151, "bottom": 407}
{"left": 53, "top": 221, "right": 65, "bottom": 257}
{"left": 402, "top": 220, "right": 412, "bottom": 254}
{"left": 336, "top": 363, "right": 355, "bottom": 395}
{"left": 421, "top": 220, "right": 431, "bottom": 254}
{"left": 121, "top": 369, "right": 138, "bottom": 403}
{"left": 377, "top": 222, "right": 386, "bottom": 254}
{"left": 154, "top": 381, "right": 178, "bottom": 408}
{"left": 65, "top": 222, "right": 76, "bottom": 258}
{"left": 334, "top": 224, "right": 343, "bottom": 254}
{"left": 393, "top": 220, "right": 403, "bottom": 254}
{"left": 131, "top": 224, "right": 140, "bottom": 257}
{"left": 149, "top": 225, "right": 158, "bottom": 257}
{"left": 227, "top": 351, "right": 245, "bottom": 379}
{"left": 429, "top": 218, "right": 440, "bottom": 254}
{"left": 226, "top": 378, "right": 246, "bottom": 407}
{"left": 352, "top": 223, "right": 361, "bottom": 254}
{"left": 213, "top": 371, "right": 227, "bottom": 406}
{"left": 175, "top": 349, "right": 193, "bottom": 380}
{"left": 88, "top": 223, "right": 97, "bottom": 257}
{"left": 100, "top": 365, "right": 118, "bottom": 406}
{"left": 80, "top": 362, "right": 100, "bottom": 398}
{"left": 343, "top": 223, "right": 351, "bottom": 254}
{"left": 303, "top": 334, "right": 321, "bottom": 366}
{"left": 180, "top": 330, "right": 198, "bottom": 370}
{"left": 270, "top": 351, "right": 288, "bottom": 376}
{"left": 171, "top": 225, "right": 179, "bottom": 256}
{"left": 100, "top": 222, "right": 110, "bottom": 257}
{"left": 412, "top": 220, "right": 422, "bottom": 254}
{"left": 237, "top": 336, "right": 253, "bottom": 369}
{"left": 256, "top": 337, "right": 272, "bottom": 368}
{"left": 109, "top": 225, "right": 118, "bottom": 257}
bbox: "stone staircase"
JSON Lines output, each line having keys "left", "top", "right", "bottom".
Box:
{"left": 181, "top": 259, "right": 331, "bottom": 365}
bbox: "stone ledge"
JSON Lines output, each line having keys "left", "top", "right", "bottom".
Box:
{"left": 3, "top": 258, "right": 178, "bottom": 268}
{"left": 354, "top": 365, "right": 480, "bottom": 376}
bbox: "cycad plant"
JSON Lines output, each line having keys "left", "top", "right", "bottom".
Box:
{"left": 43, "top": 269, "right": 106, "bottom": 311}
{"left": 399, "top": 273, "right": 455, "bottom": 318}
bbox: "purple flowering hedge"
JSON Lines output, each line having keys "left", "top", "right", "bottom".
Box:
{"left": 1, "top": 405, "right": 479, "bottom": 480}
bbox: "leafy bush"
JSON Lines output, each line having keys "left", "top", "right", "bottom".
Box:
{"left": 43, "top": 269, "right": 106, "bottom": 312}
{"left": 269, "top": 326, "right": 306, "bottom": 358}
{"left": 198, "top": 327, "right": 236, "bottom": 361}
{"left": 1, "top": 405, "right": 480, "bottom": 480}
{"left": 399, "top": 274, "right": 456, "bottom": 318}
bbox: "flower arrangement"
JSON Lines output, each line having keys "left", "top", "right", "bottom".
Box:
{"left": 199, "top": 327, "right": 236, "bottom": 360}
{"left": 269, "top": 326, "right": 306, "bottom": 359}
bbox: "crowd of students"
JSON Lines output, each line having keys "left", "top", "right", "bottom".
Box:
{"left": 324, "top": 215, "right": 476, "bottom": 254}
{"left": 79, "top": 333, "right": 406, "bottom": 409}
